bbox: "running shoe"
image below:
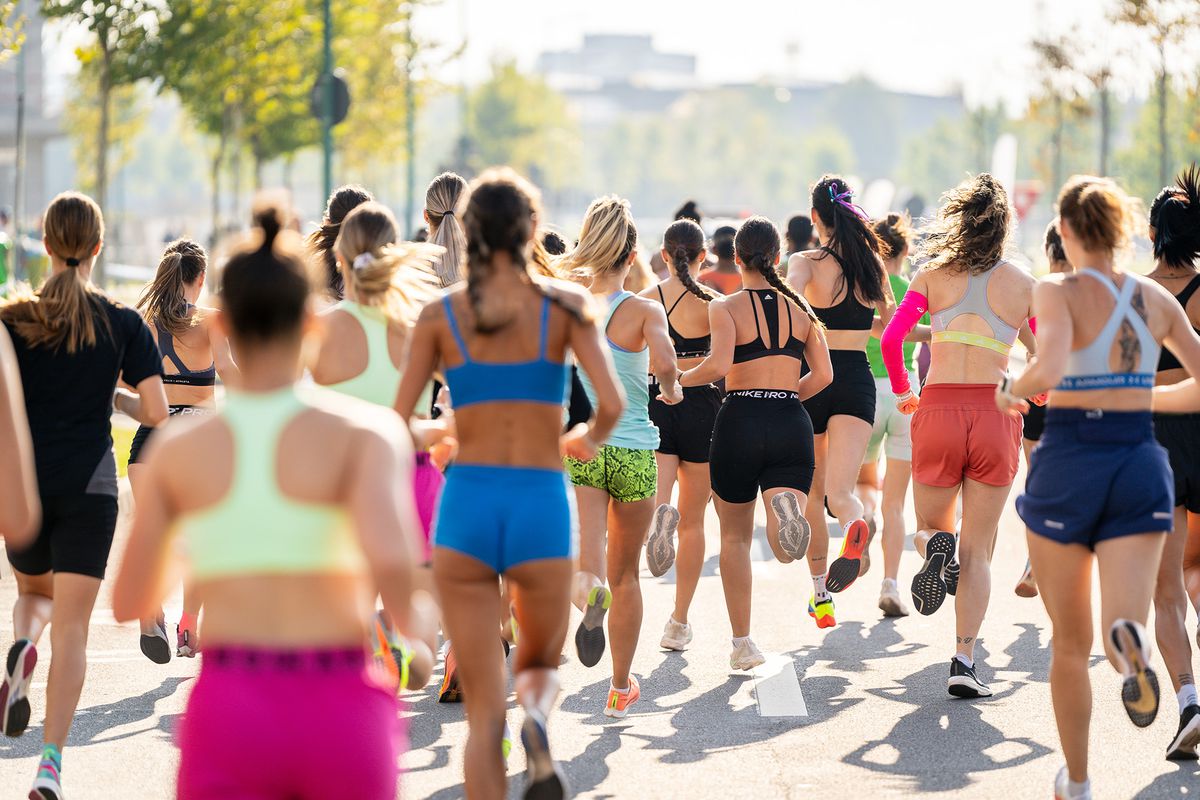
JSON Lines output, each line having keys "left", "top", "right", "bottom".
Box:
{"left": 860, "top": 517, "right": 878, "bottom": 577}
{"left": 1014, "top": 559, "right": 1038, "bottom": 598}
{"left": 502, "top": 720, "right": 514, "bottom": 762}
{"left": 944, "top": 558, "right": 960, "bottom": 596}
{"left": 729, "top": 639, "right": 766, "bottom": 671}
{"left": 1111, "top": 618, "right": 1159, "bottom": 728}
{"left": 645, "top": 504, "right": 680, "bottom": 577}
{"left": 574, "top": 586, "right": 612, "bottom": 668}
{"left": 878, "top": 581, "right": 909, "bottom": 617}
{"left": 825, "top": 518, "right": 869, "bottom": 593}
{"left": 911, "top": 531, "right": 955, "bottom": 616}
{"left": 771, "top": 491, "right": 811, "bottom": 561}
{"left": 808, "top": 595, "right": 837, "bottom": 630}
{"left": 29, "top": 750, "right": 62, "bottom": 800}
{"left": 1166, "top": 704, "right": 1200, "bottom": 760}
{"left": 176, "top": 624, "right": 198, "bottom": 659}
{"left": 371, "top": 612, "right": 406, "bottom": 690}
{"left": 1054, "top": 766, "right": 1092, "bottom": 800}
{"left": 1, "top": 639, "right": 36, "bottom": 737}
{"left": 139, "top": 618, "right": 172, "bottom": 665}
{"left": 947, "top": 658, "right": 992, "bottom": 698}
{"left": 603, "top": 675, "right": 641, "bottom": 719}
{"left": 660, "top": 618, "right": 693, "bottom": 651}
{"left": 438, "top": 646, "right": 463, "bottom": 703}
{"left": 521, "top": 709, "right": 567, "bottom": 800}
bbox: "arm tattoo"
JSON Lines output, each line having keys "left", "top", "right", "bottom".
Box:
{"left": 1131, "top": 285, "right": 1149, "bottom": 323}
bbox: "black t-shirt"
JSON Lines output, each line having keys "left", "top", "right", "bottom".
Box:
{"left": 4, "top": 295, "right": 162, "bottom": 496}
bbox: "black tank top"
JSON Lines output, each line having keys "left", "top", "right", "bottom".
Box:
{"left": 732, "top": 289, "right": 806, "bottom": 363}
{"left": 657, "top": 286, "right": 711, "bottom": 359}
{"left": 1158, "top": 273, "right": 1200, "bottom": 372}
{"left": 810, "top": 248, "right": 874, "bottom": 331}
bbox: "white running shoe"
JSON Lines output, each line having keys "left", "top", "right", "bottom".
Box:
{"left": 1054, "top": 766, "right": 1092, "bottom": 800}
{"left": 878, "top": 581, "right": 909, "bottom": 618}
{"left": 730, "top": 638, "right": 766, "bottom": 671}
{"left": 645, "top": 504, "right": 680, "bottom": 578}
{"left": 660, "top": 618, "right": 693, "bottom": 651}
{"left": 770, "top": 491, "right": 810, "bottom": 561}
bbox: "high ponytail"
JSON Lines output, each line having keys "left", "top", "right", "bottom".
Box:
{"left": 335, "top": 201, "right": 440, "bottom": 327}
{"left": 663, "top": 219, "right": 713, "bottom": 302}
{"left": 557, "top": 195, "right": 638, "bottom": 281}
{"left": 0, "top": 191, "right": 112, "bottom": 353}
{"left": 306, "top": 185, "right": 373, "bottom": 299}
{"left": 1150, "top": 163, "right": 1200, "bottom": 270}
{"left": 811, "top": 175, "right": 886, "bottom": 302}
{"left": 735, "top": 216, "right": 821, "bottom": 327}
{"left": 425, "top": 172, "right": 468, "bottom": 287}
{"left": 137, "top": 239, "right": 207, "bottom": 334}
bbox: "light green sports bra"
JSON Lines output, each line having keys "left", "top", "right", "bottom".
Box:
{"left": 327, "top": 300, "right": 433, "bottom": 411}
{"left": 177, "top": 386, "right": 364, "bottom": 581}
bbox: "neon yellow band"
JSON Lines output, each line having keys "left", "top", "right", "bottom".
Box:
{"left": 931, "top": 331, "right": 1012, "bottom": 355}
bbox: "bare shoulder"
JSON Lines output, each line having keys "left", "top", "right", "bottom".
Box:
{"left": 145, "top": 413, "right": 226, "bottom": 476}
{"left": 537, "top": 277, "right": 592, "bottom": 316}
{"left": 417, "top": 290, "right": 451, "bottom": 324}
{"left": 301, "top": 387, "right": 410, "bottom": 449}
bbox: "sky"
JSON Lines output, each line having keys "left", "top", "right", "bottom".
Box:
{"left": 409, "top": 0, "right": 1195, "bottom": 111}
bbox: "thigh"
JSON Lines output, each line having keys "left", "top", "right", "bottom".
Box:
{"left": 608, "top": 496, "right": 656, "bottom": 579}
{"left": 713, "top": 496, "right": 756, "bottom": 542}
{"left": 506, "top": 558, "right": 573, "bottom": 672}
{"left": 709, "top": 403, "right": 760, "bottom": 504}
{"left": 914, "top": 481, "right": 959, "bottom": 533}
{"left": 761, "top": 407, "right": 816, "bottom": 496}
{"left": 434, "top": 553, "right": 506, "bottom": 705}
{"left": 49, "top": 494, "right": 118, "bottom": 580}
{"left": 1096, "top": 532, "right": 1167, "bottom": 628}
{"left": 608, "top": 447, "right": 657, "bottom": 504}
{"left": 958, "top": 478, "right": 1011, "bottom": 557}
{"left": 880, "top": 458, "right": 913, "bottom": 507}
{"left": 655, "top": 452, "right": 680, "bottom": 506}
{"left": 1026, "top": 531, "right": 1093, "bottom": 645}
{"left": 911, "top": 404, "right": 967, "bottom": 488}
{"left": 6, "top": 496, "right": 54, "bottom": 577}
{"left": 676, "top": 460, "right": 712, "bottom": 524}
{"left": 824, "top": 415, "right": 873, "bottom": 490}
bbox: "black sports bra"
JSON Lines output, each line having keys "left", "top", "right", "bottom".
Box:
{"left": 732, "top": 289, "right": 806, "bottom": 363}
{"left": 1158, "top": 273, "right": 1200, "bottom": 372}
{"left": 156, "top": 311, "right": 217, "bottom": 387}
{"left": 810, "top": 248, "right": 874, "bottom": 331}
{"left": 657, "top": 286, "right": 711, "bottom": 359}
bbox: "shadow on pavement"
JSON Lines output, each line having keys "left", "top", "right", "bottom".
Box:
{"left": 0, "top": 676, "right": 191, "bottom": 759}
{"left": 1132, "top": 760, "right": 1200, "bottom": 798}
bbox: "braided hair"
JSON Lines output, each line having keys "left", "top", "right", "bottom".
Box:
{"left": 663, "top": 219, "right": 714, "bottom": 302}
{"left": 1150, "top": 163, "right": 1200, "bottom": 270}
{"left": 735, "top": 216, "right": 821, "bottom": 327}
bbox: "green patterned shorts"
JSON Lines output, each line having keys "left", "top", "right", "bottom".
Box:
{"left": 564, "top": 445, "right": 657, "bottom": 503}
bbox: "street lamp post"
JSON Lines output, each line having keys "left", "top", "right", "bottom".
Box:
{"left": 322, "top": 0, "right": 334, "bottom": 202}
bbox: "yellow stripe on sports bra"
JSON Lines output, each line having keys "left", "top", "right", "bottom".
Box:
{"left": 931, "top": 330, "right": 1012, "bottom": 355}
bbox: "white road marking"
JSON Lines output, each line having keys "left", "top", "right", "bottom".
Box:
{"left": 752, "top": 654, "right": 808, "bottom": 717}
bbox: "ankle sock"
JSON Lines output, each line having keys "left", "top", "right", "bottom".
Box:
{"left": 1178, "top": 683, "right": 1198, "bottom": 714}
{"left": 1067, "top": 778, "right": 1091, "bottom": 799}
{"left": 812, "top": 574, "right": 829, "bottom": 601}
{"left": 731, "top": 636, "right": 751, "bottom": 648}
{"left": 882, "top": 578, "right": 898, "bottom": 590}
{"left": 954, "top": 653, "right": 974, "bottom": 670}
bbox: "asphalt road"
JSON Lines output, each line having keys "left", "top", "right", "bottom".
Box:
{"left": 1, "top": 470, "right": 1198, "bottom": 799}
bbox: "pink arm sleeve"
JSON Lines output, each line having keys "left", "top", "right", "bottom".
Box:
{"left": 881, "top": 290, "right": 929, "bottom": 395}
{"left": 1029, "top": 316, "right": 1037, "bottom": 335}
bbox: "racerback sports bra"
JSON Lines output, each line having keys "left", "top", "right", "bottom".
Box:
{"left": 1157, "top": 273, "right": 1200, "bottom": 372}
{"left": 442, "top": 293, "right": 571, "bottom": 409}
{"left": 656, "top": 285, "right": 711, "bottom": 359}
{"left": 809, "top": 248, "right": 875, "bottom": 331}
{"left": 326, "top": 301, "right": 433, "bottom": 412}
{"left": 930, "top": 266, "right": 1021, "bottom": 355}
{"left": 157, "top": 307, "right": 216, "bottom": 387}
{"left": 733, "top": 289, "right": 806, "bottom": 363}
{"left": 1057, "top": 269, "right": 1159, "bottom": 391}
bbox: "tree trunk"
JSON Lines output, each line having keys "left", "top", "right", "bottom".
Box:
{"left": 1157, "top": 49, "right": 1169, "bottom": 189}
{"left": 283, "top": 153, "right": 295, "bottom": 194}
{"left": 253, "top": 150, "right": 264, "bottom": 190}
{"left": 1099, "top": 82, "right": 1111, "bottom": 177}
{"left": 209, "top": 127, "right": 226, "bottom": 252}
{"left": 1052, "top": 94, "right": 1064, "bottom": 195}
{"left": 95, "top": 44, "right": 112, "bottom": 285}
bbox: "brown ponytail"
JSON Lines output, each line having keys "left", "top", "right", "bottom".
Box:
{"left": 137, "top": 239, "right": 207, "bottom": 335}
{"left": 0, "top": 191, "right": 112, "bottom": 352}
{"left": 735, "top": 216, "right": 822, "bottom": 327}
{"left": 306, "top": 185, "right": 373, "bottom": 299}
{"left": 663, "top": 219, "right": 714, "bottom": 302}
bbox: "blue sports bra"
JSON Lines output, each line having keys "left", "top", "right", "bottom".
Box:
{"left": 442, "top": 294, "right": 571, "bottom": 409}
{"left": 1057, "top": 269, "right": 1159, "bottom": 391}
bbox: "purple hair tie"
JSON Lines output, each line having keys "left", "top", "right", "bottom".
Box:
{"left": 828, "top": 186, "right": 869, "bottom": 221}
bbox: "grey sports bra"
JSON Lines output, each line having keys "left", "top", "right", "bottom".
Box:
{"left": 930, "top": 265, "right": 1020, "bottom": 355}
{"left": 1057, "top": 269, "right": 1159, "bottom": 391}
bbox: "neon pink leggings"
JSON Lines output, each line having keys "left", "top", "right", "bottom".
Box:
{"left": 177, "top": 647, "right": 402, "bottom": 799}
{"left": 413, "top": 453, "right": 444, "bottom": 563}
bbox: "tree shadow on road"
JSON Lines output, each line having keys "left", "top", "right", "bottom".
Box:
{"left": 801, "top": 619, "right": 926, "bottom": 674}
{"left": 0, "top": 676, "right": 191, "bottom": 759}
{"left": 842, "top": 658, "right": 1051, "bottom": 792}
{"left": 1131, "top": 760, "right": 1200, "bottom": 798}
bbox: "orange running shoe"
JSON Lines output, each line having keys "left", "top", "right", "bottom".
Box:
{"left": 438, "top": 645, "right": 463, "bottom": 703}
{"left": 603, "top": 675, "right": 641, "bottom": 719}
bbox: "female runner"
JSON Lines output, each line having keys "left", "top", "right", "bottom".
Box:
{"left": 309, "top": 200, "right": 442, "bottom": 691}
{"left": 1001, "top": 175, "right": 1200, "bottom": 800}
{"left": 113, "top": 202, "right": 421, "bottom": 800}
{"left": 395, "top": 169, "right": 623, "bottom": 800}
{"left": 881, "top": 173, "right": 1034, "bottom": 698}
{"left": 787, "top": 176, "right": 894, "bottom": 626}
{"left": 130, "top": 239, "right": 237, "bottom": 663}
{"left": 681, "top": 217, "right": 832, "bottom": 667}
{"left": 1144, "top": 164, "right": 1200, "bottom": 759}
{"left": 558, "top": 196, "right": 681, "bottom": 719}
{"left": 1, "top": 192, "right": 167, "bottom": 800}
{"left": 307, "top": 184, "right": 373, "bottom": 299}
{"left": 641, "top": 219, "right": 719, "bottom": 651}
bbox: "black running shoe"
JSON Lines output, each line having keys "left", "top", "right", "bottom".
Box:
{"left": 1111, "top": 618, "right": 1159, "bottom": 728}
{"left": 1167, "top": 704, "right": 1200, "bottom": 761}
{"left": 522, "top": 709, "right": 567, "bottom": 800}
{"left": 911, "top": 532, "right": 955, "bottom": 616}
{"left": 139, "top": 619, "right": 171, "bottom": 665}
{"left": 947, "top": 658, "right": 992, "bottom": 698}
{"left": 944, "top": 559, "right": 960, "bottom": 596}
{"left": 574, "top": 586, "right": 611, "bottom": 668}
{"left": 1, "top": 639, "right": 36, "bottom": 737}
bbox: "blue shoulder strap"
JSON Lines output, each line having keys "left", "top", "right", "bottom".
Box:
{"left": 443, "top": 296, "right": 470, "bottom": 362}
{"left": 538, "top": 295, "right": 551, "bottom": 359}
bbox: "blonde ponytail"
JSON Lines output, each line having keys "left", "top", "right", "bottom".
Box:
{"left": 425, "top": 172, "right": 468, "bottom": 287}
{"left": 336, "top": 202, "right": 441, "bottom": 326}
{"left": 557, "top": 195, "right": 637, "bottom": 280}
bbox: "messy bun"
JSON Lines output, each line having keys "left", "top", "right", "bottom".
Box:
{"left": 1058, "top": 175, "right": 1136, "bottom": 255}
{"left": 872, "top": 213, "right": 912, "bottom": 261}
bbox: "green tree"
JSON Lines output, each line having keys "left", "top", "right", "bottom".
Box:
{"left": 897, "top": 117, "right": 972, "bottom": 206}
{"left": 1112, "top": 79, "right": 1200, "bottom": 202}
{"left": 62, "top": 59, "right": 147, "bottom": 197}
{"left": 0, "top": 1, "right": 24, "bottom": 64}
{"left": 42, "top": 0, "right": 156, "bottom": 281}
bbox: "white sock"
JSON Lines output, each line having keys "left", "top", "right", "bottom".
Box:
{"left": 1067, "top": 778, "right": 1091, "bottom": 799}
{"left": 882, "top": 577, "right": 898, "bottom": 590}
{"left": 610, "top": 680, "right": 631, "bottom": 694}
{"left": 1178, "top": 683, "right": 1198, "bottom": 713}
{"left": 731, "top": 635, "right": 751, "bottom": 648}
{"left": 812, "top": 573, "right": 829, "bottom": 600}
{"left": 954, "top": 653, "right": 974, "bottom": 669}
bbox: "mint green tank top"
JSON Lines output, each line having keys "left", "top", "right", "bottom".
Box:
{"left": 177, "top": 386, "right": 363, "bottom": 581}
{"left": 579, "top": 291, "right": 659, "bottom": 450}
{"left": 327, "top": 300, "right": 433, "bottom": 412}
